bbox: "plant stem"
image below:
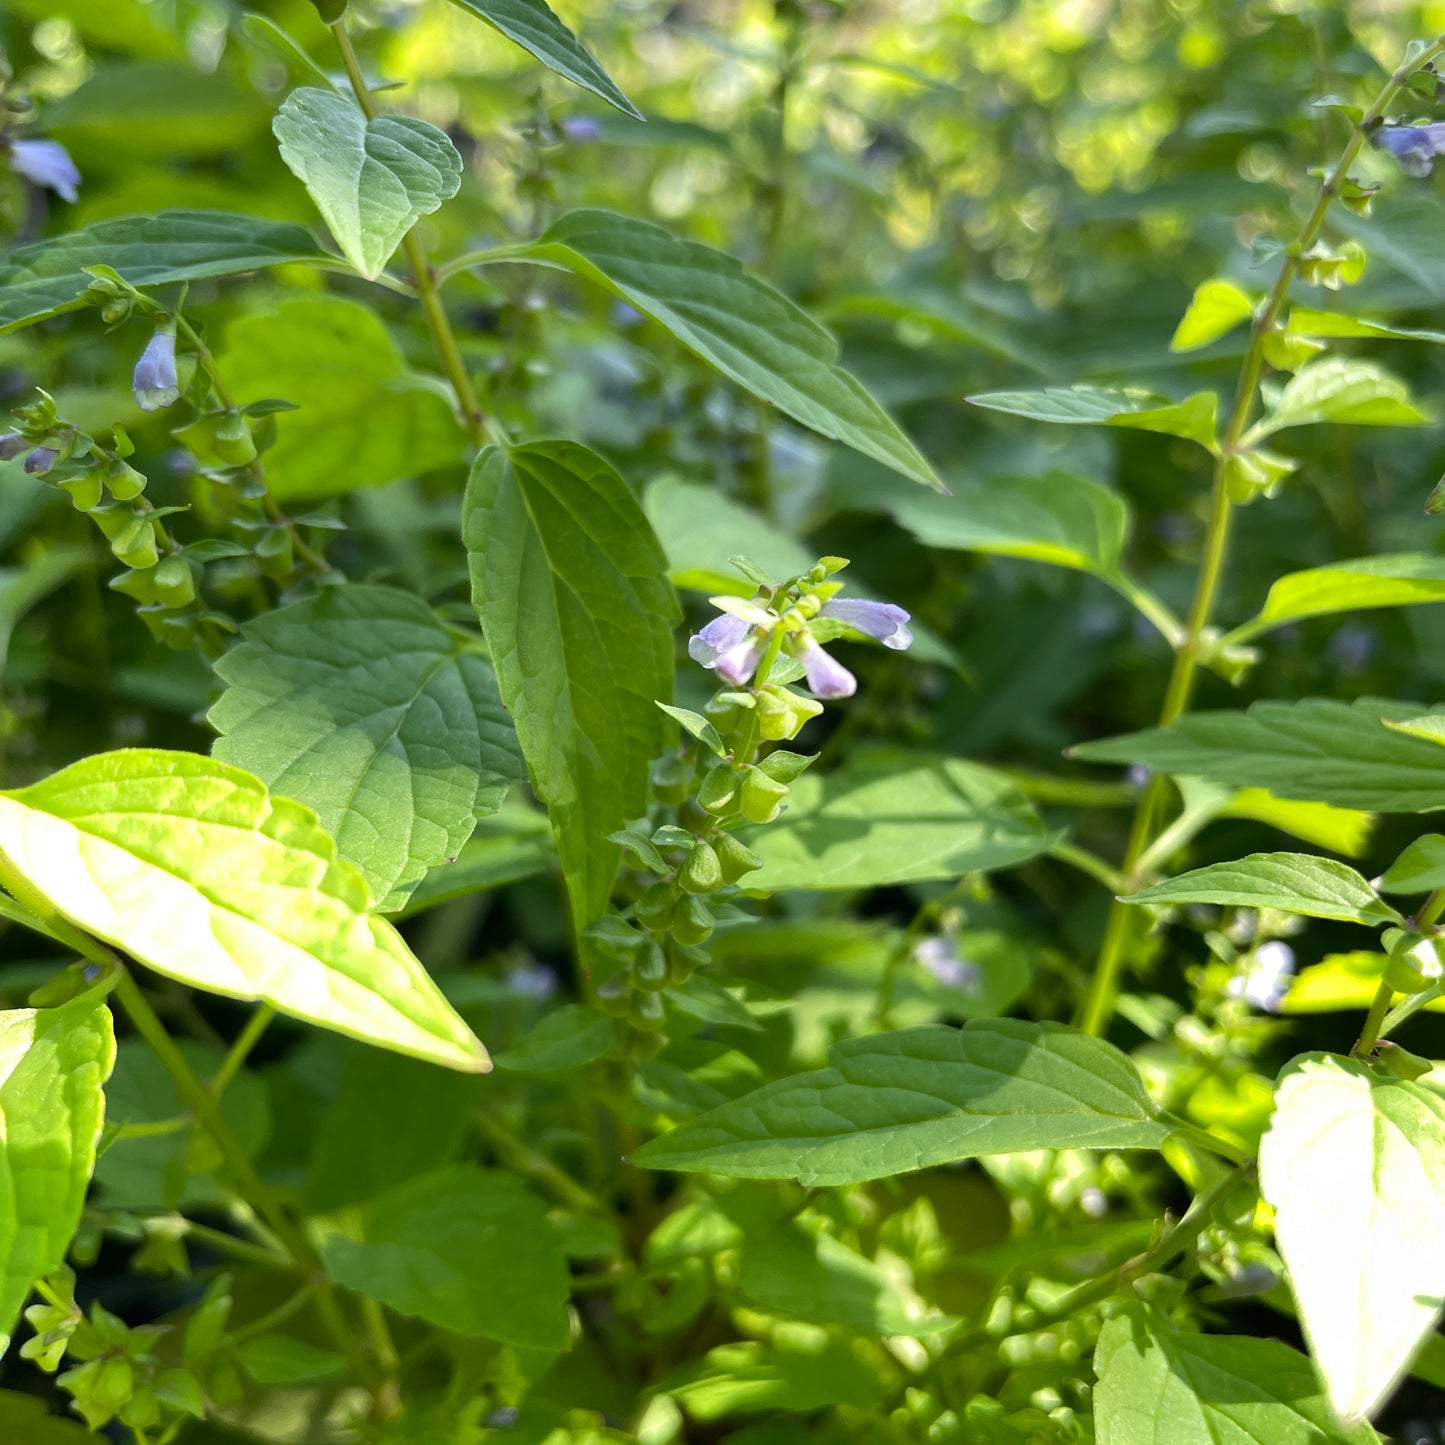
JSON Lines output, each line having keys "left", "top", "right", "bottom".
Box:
{"left": 1353, "top": 980, "right": 1395, "bottom": 1057}
{"left": 474, "top": 1109, "right": 608, "bottom": 1215}
{"left": 211, "top": 1004, "right": 273, "bottom": 1101}
{"left": 1076, "top": 37, "right": 1445, "bottom": 1036}
{"left": 1047, "top": 840, "right": 1128, "bottom": 895}
{"left": 329, "top": 20, "right": 487, "bottom": 448}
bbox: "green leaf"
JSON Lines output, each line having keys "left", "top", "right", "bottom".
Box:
{"left": 670, "top": 1336, "right": 884, "bottom": 1418}
{"left": 1123, "top": 853, "right": 1401, "bottom": 925}
{"left": 210, "top": 583, "right": 523, "bottom": 911}
{"left": 1248, "top": 358, "right": 1427, "bottom": 439}
{"left": 1170, "top": 278, "right": 1256, "bottom": 352}
{"left": 863, "top": 470, "right": 1130, "bottom": 580}
{"left": 0, "top": 1389, "right": 104, "bottom": 1443}
{"left": 1073, "top": 697, "right": 1445, "bottom": 812}
{"left": 634, "top": 1020, "right": 1171, "bottom": 1184}
{"left": 1287, "top": 307, "right": 1445, "bottom": 345}
{"left": 740, "top": 749, "right": 1056, "bottom": 891}
{"left": 273, "top": 87, "right": 462, "bottom": 280}
{"left": 1381, "top": 834, "right": 1445, "bottom": 893}
{"left": 464, "top": 440, "right": 678, "bottom": 930}
{"left": 967, "top": 385, "right": 1218, "bottom": 448}
{"left": 1279, "top": 953, "right": 1426, "bottom": 1015}
{"left": 643, "top": 476, "right": 814, "bottom": 595}
{"left": 1383, "top": 713, "right": 1445, "bottom": 748}
{"left": 501, "top": 209, "right": 940, "bottom": 489}
{"left": 317, "top": 1163, "right": 569, "bottom": 1348}
{"left": 656, "top": 702, "right": 726, "bottom": 758}
{"left": 1261, "top": 1052, "right": 1445, "bottom": 1420}
{"left": 738, "top": 1221, "right": 955, "bottom": 1337}
{"left": 236, "top": 1334, "right": 345, "bottom": 1386}
{"left": 444, "top": 0, "right": 640, "bottom": 117}
{"left": 1094, "top": 1312, "right": 1377, "bottom": 1445}
{"left": 0, "top": 1001, "right": 113, "bottom": 1355}
{"left": 216, "top": 295, "right": 465, "bottom": 500}
{"left": 495, "top": 1004, "right": 614, "bottom": 1074}
{"left": 397, "top": 804, "right": 555, "bottom": 917}
{"left": 0, "top": 750, "right": 486, "bottom": 1071}
{"left": 0, "top": 210, "right": 328, "bottom": 334}
{"left": 1230, "top": 555, "right": 1445, "bottom": 643}
{"left": 1218, "top": 789, "right": 1374, "bottom": 859}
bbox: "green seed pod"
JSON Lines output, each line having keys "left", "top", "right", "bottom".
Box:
{"left": 213, "top": 411, "right": 257, "bottom": 466}
{"left": 739, "top": 768, "right": 789, "bottom": 824}
{"left": 253, "top": 527, "right": 294, "bottom": 581}
{"left": 625, "top": 1025, "right": 667, "bottom": 1061}
{"left": 90, "top": 500, "right": 134, "bottom": 542}
{"left": 665, "top": 939, "right": 703, "bottom": 984}
{"left": 105, "top": 460, "right": 146, "bottom": 501}
{"left": 158, "top": 610, "right": 198, "bottom": 651}
{"left": 632, "top": 941, "right": 669, "bottom": 991}
{"left": 629, "top": 988, "right": 667, "bottom": 1031}
{"left": 152, "top": 554, "right": 197, "bottom": 607}
{"left": 697, "top": 763, "right": 739, "bottom": 815}
{"left": 650, "top": 754, "right": 687, "bottom": 806}
{"left": 672, "top": 893, "right": 715, "bottom": 946}
{"left": 715, "top": 831, "right": 764, "bottom": 883}
{"left": 679, "top": 840, "right": 723, "bottom": 894}
{"left": 112, "top": 515, "right": 160, "bottom": 570}
{"left": 57, "top": 472, "right": 104, "bottom": 512}
{"left": 1383, "top": 933, "right": 1443, "bottom": 994}
{"left": 634, "top": 880, "right": 676, "bottom": 932}
{"left": 597, "top": 973, "right": 632, "bottom": 1016}
{"left": 109, "top": 567, "right": 162, "bottom": 605}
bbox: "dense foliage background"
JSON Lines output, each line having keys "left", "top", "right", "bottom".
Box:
{"left": 9, "top": 0, "right": 1445, "bottom": 1441}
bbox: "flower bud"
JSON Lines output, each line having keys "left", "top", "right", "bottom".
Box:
{"left": 632, "top": 941, "right": 669, "bottom": 991}
{"left": 715, "top": 831, "right": 764, "bottom": 883}
{"left": 739, "top": 768, "right": 789, "bottom": 824}
{"left": 24, "top": 445, "right": 58, "bottom": 476}
{"left": 100, "top": 298, "right": 132, "bottom": 326}
{"left": 679, "top": 840, "right": 723, "bottom": 894}
{"left": 666, "top": 939, "right": 703, "bottom": 984}
{"left": 634, "top": 880, "right": 676, "bottom": 932}
{"left": 625, "top": 1024, "right": 668, "bottom": 1060}
{"left": 629, "top": 989, "right": 667, "bottom": 1031}
{"left": 1383, "top": 933, "right": 1443, "bottom": 994}
{"left": 650, "top": 754, "right": 687, "bottom": 806}
{"left": 697, "top": 763, "right": 739, "bottom": 815}
{"left": 597, "top": 973, "right": 632, "bottom": 1016}
{"left": 56, "top": 472, "right": 104, "bottom": 512}
{"left": 133, "top": 323, "right": 180, "bottom": 412}
{"left": 112, "top": 516, "right": 160, "bottom": 570}
{"left": 152, "top": 555, "right": 197, "bottom": 607}
{"left": 672, "top": 894, "right": 714, "bottom": 946}
{"left": 105, "top": 460, "right": 146, "bottom": 501}
{"left": 0, "top": 432, "right": 27, "bottom": 461}
{"left": 213, "top": 411, "right": 257, "bottom": 466}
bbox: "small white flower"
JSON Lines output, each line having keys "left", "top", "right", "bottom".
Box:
{"left": 133, "top": 327, "right": 180, "bottom": 412}
{"left": 818, "top": 597, "right": 913, "bottom": 650}
{"left": 915, "top": 936, "right": 982, "bottom": 993}
{"left": 1227, "top": 939, "right": 1295, "bottom": 1013}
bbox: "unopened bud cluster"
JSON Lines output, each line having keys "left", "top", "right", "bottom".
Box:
{"left": 596, "top": 556, "right": 912, "bottom": 1057}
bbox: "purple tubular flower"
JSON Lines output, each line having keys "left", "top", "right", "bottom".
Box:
{"left": 1373, "top": 123, "right": 1445, "bottom": 177}
{"left": 796, "top": 632, "right": 856, "bottom": 699}
{"left": 133, "top": 328, "right": 180, "bottom": 412}
{"left": 7, "top": 139, "right": 81, "bottom": 202}
{"left": 689, "top": 613, "right": 767, "bottom": 686}
{"left": 819, "top": 597, "right": 913, "bottom": 650}
{"left": 24, "top": 446, "right": 58, "bottom": 476}
{"left": 0, "top": 432, "right": 28, "bottom": 461}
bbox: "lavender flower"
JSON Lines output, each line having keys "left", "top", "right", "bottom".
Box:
{"left": 1373, "top": 122, "right": 1445, "bottom": 178}
{"left": 688, "top": 602, "right": 772, "bottom": 687}
{"left": 23, "top": 446, "right": 57, "bottom": 476}
{"left": 560, "top": 117, "right": 603, "bottom": 142}
{"left": 0, "top": 433, "right": 27, "bottom": 461}
{"left": 915, "top": 936, "right": 982, "bottom": 993}
{"left": 819, "top": 597, "right": 913, "bottom": 650}
{"left": 795, "top": 632, "right": 856, "bottom": 699}
{"left": 1227, "top": 940, "right": 1295, "bottom": 1013}
{"left": 7, "top": 139, "right": 81, "bottom": 202}
{"left": 133, "top": 327, "right": 179, "bottom": 412}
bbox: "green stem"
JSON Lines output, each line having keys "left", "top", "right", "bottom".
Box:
{"left": 1047, "top": 840, "right": 1128, "bottom": 895}
{"left": 730, "top": 623, "right": 789, "bottom": 767}
{"left": 329, "top": 20, "right": 487, "bottom": 448}
{"left": 1076, "top": 37, "right": 1445, "bottom": 1036}
{"left": 1353, "top": 980, "right": 1396, "bottom": 1058}
{"left": 1381, "top": 978, "right": 1442, "bottom": 1038}
{"left": 474, "top": 1109, "right": 608, "bottom": 1215}
{"left": 1161, "top": 1112, "right": 1251, "bottom": 1165}
{"left": 210, "top": 1005, "right": 274, "bottom": 1101}
{"left": 1418, "top": 884, "right": 1445, "bottom": 929}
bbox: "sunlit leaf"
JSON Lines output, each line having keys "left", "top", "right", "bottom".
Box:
{"left": 1170, "top": 278, "right": 1256, "bottom": 352}
{"left": 1230, "top": 554, "right": 1445, "bottom": 643}
{"left": 1261, "top": 1053, "right": 1445, "bottom": 1419}
{"left": 1248, "top": 358, "right": 1427, "bottom": 438}
{"left": 968, "top": 385, "right": 1217, "bottom": 448}
{"left": 0, "top": 751, "right": 486, "bottom": 1071}
{"left": 1380, "top": 834, "right": 1445, "bottom": 893}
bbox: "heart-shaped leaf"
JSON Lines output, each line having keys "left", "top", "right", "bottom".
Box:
{"left": 274, "top": 87, "right": 462, "bottom": 279}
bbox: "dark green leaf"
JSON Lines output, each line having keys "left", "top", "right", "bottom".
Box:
{"left": 495, "top": 1004, "right": 614, "bottom": 1073}
{"left": 211, "top": 583, "right": 523, "bottom": 910}
{"left": 635, "top": 1020, "right": 1171, "bottom": 1184}
{"left": 464, "top": 440, "right": 678, "bottom": 930}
